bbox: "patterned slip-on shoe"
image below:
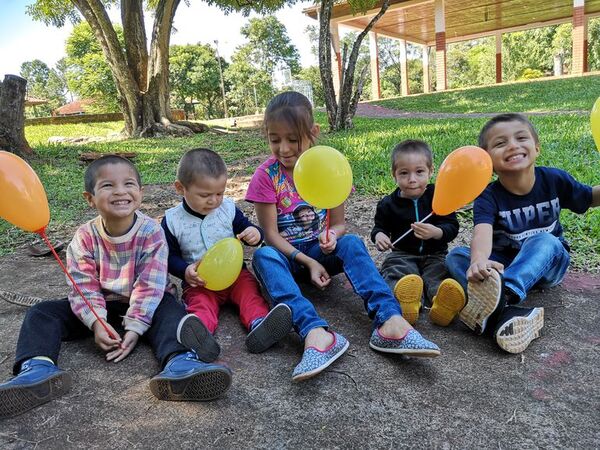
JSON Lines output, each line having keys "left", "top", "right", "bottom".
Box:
{"left": 149, "top": 352, "right": 232, "bottom": 401}
{"left": 461, "top": 268, "right": 506, "bottom": 335}
{"left": 429, "top": 278, "right": 466, "bottom": 326}
{"left": 176, "top": 314, "right": 220, "bottom": 363}
{"left": 292, "top": 332, "right": 349, "bottom": 382}
{"left": 369, "top": 328, "right": 440, "bottom": 357}
{"left": 246, "top": 303, "right": 293, "bottom": 354}
{"left": 393, "top": 274, "right": 423, "bottom": 325}
{"left": 0, "top": 359, "right": 72, "bottom": 419}
{"left": 495, "top": 306, "right": 544, "bottom": 354}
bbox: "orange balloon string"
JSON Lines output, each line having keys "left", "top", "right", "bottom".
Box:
{"left": 37, "top": 228, "right": 118, "bottom": 341}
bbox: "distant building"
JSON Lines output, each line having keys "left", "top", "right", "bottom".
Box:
{"left": 53, "top": 99, "right": 93, "bottom": 117}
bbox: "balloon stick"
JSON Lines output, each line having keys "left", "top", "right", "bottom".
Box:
{"left": 37, "top": 227, "right": 118, "bottom": 341}
{"left": 389, "top": 212, "right": 433, "bottom": 247}
{"left": 325, "top": 209, "right": 331, "bottom": 242}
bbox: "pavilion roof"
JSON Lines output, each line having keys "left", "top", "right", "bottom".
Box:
{"left": 304, "top": 0, "right": 600, "bottom": 45}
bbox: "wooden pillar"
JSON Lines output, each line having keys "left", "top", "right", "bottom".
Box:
{"left": 331, "top": 23, "right": 343, "bottom": 99}
{"left": 422, "top": 45, "right": 430, "bottom": 93}
{"left": 399, "top": 38, "right": 409, "bottom": 96}
{"left": 495, "top": 33, "right": 502, "bottom": 83}
{"left": 434, "top": 0, "right": 447, "bottom": 91}
{"left": 368, "top": 31, "right": 381, "bottom": 99}
{"left": 572, "top": 0, "right": 588, "bottom": 74}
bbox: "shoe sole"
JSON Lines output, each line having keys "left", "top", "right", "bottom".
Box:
{"left": 292, "top": 340, "right": 350, "bottom": 382}
{"left": 429, "top": 279, "right": 466, "bottom": 327}
{"left": 496, "top": 307, "right": 544, "bottom": 354}
{"left": 368, "top": 341, "right": 441, "bottom": 357}
{"left": 461, "top": 269, "right": 503, "bottom": 334}
{"left": 246, "top": 304, "right": 293, "bottom": 354}
{"left": 394, "top": 274, "right": 423, "bottom": 325}
{"left": 0, "top": 372, "right": 72, "bottom": 418}
{"left": 149, "top": 367, "right": 232, "bottom": 401}
{"left": 177, "top": 314, "right": 220, "bottom": 363}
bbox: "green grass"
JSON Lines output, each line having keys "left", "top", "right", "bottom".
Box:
{"left": 373, "top": 74, "right": 600, "bottom": 114}
{"left": 3, "top": 105, "right": 599, "bottom": 271}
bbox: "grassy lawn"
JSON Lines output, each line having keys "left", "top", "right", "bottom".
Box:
{"left": 373, "top": 74, "right": 600, "bottom": 114}
{"left": 2, "top": 101, "right": 599, "bottom": 271}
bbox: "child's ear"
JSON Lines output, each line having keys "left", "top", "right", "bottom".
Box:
{"left": 174, "top": 180, "right": 185, "bottom": 196}
{"left": 82, "top": 191, "right": 96, "bottom": 209}
{"left": 311, "top": 124, "right": 320, "bottom": 140}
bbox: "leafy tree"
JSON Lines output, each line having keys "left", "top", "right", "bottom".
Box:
{"left": 589, "top": 18, "right": 600, "bottom": 71}
{"left": 169, "top": 44, "right": 224, "bottom": 119}
{"left": 447, "top": 38, "right": 495, "bottom": 89}
{"left": 297, "top": 66, "right": 325, "bottom": 107}
{"left": 20, "top": 59, "right": 69, "bottom": 117}
{"left": 27, "top": 0, "right": 291, "bottom": 137}
{"left": 378, "top": 38, "right": 424, "bottom": 96}
{"left": 240, "top": 16, "right": 300, "bottom": 75}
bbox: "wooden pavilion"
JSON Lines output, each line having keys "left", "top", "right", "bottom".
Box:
{"left": 304, "top": 0, "right": 600, "bottom": 98}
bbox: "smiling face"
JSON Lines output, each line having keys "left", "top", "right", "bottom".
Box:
{"left": 393, "top": 152, "right": 433, "bottom": 199}
{"left": 267, "top": 120, "right": 318, "bottom": 171}
{"left": 484, "top": 120, "right": 540, "bottom": 175}
{"left": 84, "top": 162, "right": 142, "bottom": 228}
{"left": 176, "top": 175, "right": 227, "bottom": 215}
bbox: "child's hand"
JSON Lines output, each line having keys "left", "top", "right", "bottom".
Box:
{"left": 92, "top": 320, "right": 122, "bottom": 352}
{"left": 106, "top": 331, "right": 139, "bottom": 363}
{"left": 319, "top": 230, "right": 337, "bottom": 254}
{"left": 185, "top": 261, "right": 206, "bottom": 287}
{"left": 306, "top": 260, "right": 331, "bottom": 289}
{"left": 375, "top": 232, "right": 393, "bottom": 251}
{"left": 411, "top": 222, "right": 443, "bottom": 240}
{"left": 467, "top": 259, "right": 504, "bottom": 282}
{"left": 237, "top": 226, "right": 261, "bottom": 245}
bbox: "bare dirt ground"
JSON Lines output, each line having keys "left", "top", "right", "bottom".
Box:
{"left": 1, "top": 168, "right": 599, "bottom": 449}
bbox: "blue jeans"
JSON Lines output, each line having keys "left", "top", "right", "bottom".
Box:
{"left": 446, "top": 233, "right": 570, "bottom": 302}
{"left": 252, "top": 234, "right": 402, "bottom": 339}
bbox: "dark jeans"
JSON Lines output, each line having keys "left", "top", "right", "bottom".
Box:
{"left": 380, "top": 250, "right": 449, "bottom": 306}
{"left": 13, "top": 293, "right": 188, "bottom": 375}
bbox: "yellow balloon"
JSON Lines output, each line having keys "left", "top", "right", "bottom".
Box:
{"left": 197, "top": 238, "right": 243, "bottom": 291}
{"left": 0, "top": 151, "right": 50, "bottom": 232}
{"left": 432, "top": 146, "right": 493, "bottom": 216}
{"left": 293, "top": 145, "right": 353, "bottom": 209}
{"left": 591, "top": 97, "right": 600, "bottom": 152}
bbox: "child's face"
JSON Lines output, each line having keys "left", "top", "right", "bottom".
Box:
{"left": 84, "top": 163, "right": 142, "bottom": 224}
{"left": 175, "top": 175, "right": 227, "bottom": 215}
{"left": 393, "top": 152, "right": 432, "bottom": 199}
{"left": 485, "top": 120, "right": 540, "bottom": 175}
{"left": 267, "top": 120, "right": 318, "bottom": 171}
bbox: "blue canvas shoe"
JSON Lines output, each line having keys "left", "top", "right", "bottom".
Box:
{"left": 177, "top": 314, "right": 220, "bottom": 363}
{"left": 292, "top": 332, "right": 349, "bottom": 382}
{"left": 246, "top": 303, "right": 293, "bottom": 354}
{"left": 369, "top": 328, "right": 440, "bottom": 357}
{"left": 149, "top": 351, "right": 231, "bottom": 401}
{"left": 0, "top": 358, "right": 72, "bottom": 418}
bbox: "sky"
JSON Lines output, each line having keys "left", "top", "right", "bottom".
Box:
{"left": 0, "top": 0, "right": 321, "bottom": 77}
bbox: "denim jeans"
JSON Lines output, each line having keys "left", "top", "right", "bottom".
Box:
{"left": 252, "top": 234, "right": 402, "bottom": 339}
{"left": 446, "top": 233, "right": 570, "bottom": 302}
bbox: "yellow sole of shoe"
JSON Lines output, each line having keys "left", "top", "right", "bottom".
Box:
{"left": 429, "top": 279, "right": 466, "bottom": 326}
{"left": 393, "top": 274, "right": 423, "bottom": 325}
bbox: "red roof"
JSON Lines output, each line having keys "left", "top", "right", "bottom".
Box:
{"left": 53, "top": 99, "right": 93, "bottom": 116}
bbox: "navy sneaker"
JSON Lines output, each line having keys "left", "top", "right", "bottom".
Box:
{"left": 0, "top": 359, "right": 72, "bottom": 418}
{"left": 461, "top": 268, "right": 506, "bottom": 335}
{"left": 246, "top": 303, "right": 293, "bottom": 354}
{"left": 176, "top": 314, "right": 220, "bottom": 363}
{"left": 495, "top": 306, "right": 544, "bottom": 354}
{"left": 149, "top": 351, "right": 232, "bottom": 401}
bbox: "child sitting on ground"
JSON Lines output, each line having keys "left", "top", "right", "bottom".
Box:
{"left": 0, "top": 155, "right": 231, "bottom": 419}
{"left": 446, "top": 113, "right": 600, "bottom": 353}
{"left": 161, "top": 148, "right": 292, "bottom": 367}
{"left": 247, "top": 92, "right": 440, "bottom": 382}
{"left": 372, "top": 139, "right": 464, "bottom": 326}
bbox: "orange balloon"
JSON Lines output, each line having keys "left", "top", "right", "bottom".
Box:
{"left": 0, "top": 151, "right": 50, "bottom": 232}
{"left": 432, "top": 146, "right": 492, "bottom": 216}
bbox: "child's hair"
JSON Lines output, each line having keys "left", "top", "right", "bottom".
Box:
{"left": 263, "top": 91, "right": 317, "bottom": 149}
{"left": 478, "top": 113, "right": 539, "bottom": 150}
{"left": 84, "top": 155, "right": 141, "bottom": 194}
{"left": 177, "top": 148, "right": 227, "bottom": 186}
{"left": 391, "top": 139, "right": 433, "bottom": 172}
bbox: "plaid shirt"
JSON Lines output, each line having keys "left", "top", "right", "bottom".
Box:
{"left": 66, "top": 211, "right": 169, "bottom": 335}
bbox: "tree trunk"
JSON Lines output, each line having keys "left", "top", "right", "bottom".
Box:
{"left": 318, "top": 0, "right": 390, "bottom": 131}
{"left": 0, "top": 75, "right": 33, "bottom": 158}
